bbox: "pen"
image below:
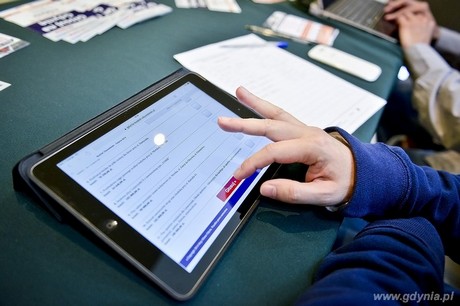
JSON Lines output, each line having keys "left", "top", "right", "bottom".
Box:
{"left": 220, "top": 41, "right": 289, "bottom": 49}
{"left": 245, "top": 25, "right": 312, "bottom": 45}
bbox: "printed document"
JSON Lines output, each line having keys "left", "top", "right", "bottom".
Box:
{"left": 174, "top": 34, "right": 386, "bottom": 133}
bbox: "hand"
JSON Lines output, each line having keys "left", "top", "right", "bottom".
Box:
{"left": 384, "top": 0, "right": 434, "bottom": 21}
{"left": 384, "top": 0, "right": 440, "bottom": 45}
{"left": 397, "top": 11, "right": 436, "bottom": 48}
{"left": 217, "top": 87, "right": 355, "bottom": 207}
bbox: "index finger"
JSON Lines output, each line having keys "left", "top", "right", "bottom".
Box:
{"left": 384, "top": 0, "right": 429, "bottom": 20}
{"left": 384, "top": 0, "right": 408, "bottom": 13}
{"left": 217, "top": 116, "right": 307, "bottom": 142}
{"left": 236, "top": 87, "right": 305, "bottom": 127}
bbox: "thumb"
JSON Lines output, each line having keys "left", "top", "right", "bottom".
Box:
{"left": 260, "top": 179, "right": 346, "bottom": 206}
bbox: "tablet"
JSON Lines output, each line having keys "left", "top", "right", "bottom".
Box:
{"left": 29, "top": 71, "right": 278, "bottom": 300}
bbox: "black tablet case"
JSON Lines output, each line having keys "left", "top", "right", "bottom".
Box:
{"left": 12, "top": 68, "right": 191, "bottom": 223}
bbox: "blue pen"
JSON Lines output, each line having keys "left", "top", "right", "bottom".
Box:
{"left": 220, "top": 41, "right": 289, "bottom": 49}
{"left": 273, "top": 41, "right": 289, "bottom": 48}
{"left": 244, "top": 25, "right": 313, "bottom": 45}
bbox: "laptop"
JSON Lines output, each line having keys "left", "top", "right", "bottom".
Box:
{"left": 309, "top": 0, "right": 398, "bottom": 42}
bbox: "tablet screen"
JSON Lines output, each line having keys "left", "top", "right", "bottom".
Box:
{"left": 52, "top": 81, "right": 270, "bottom": 273}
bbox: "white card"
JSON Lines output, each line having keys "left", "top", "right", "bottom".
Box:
{"left": 0, "top": 80, "right": 11, "bottom": 91}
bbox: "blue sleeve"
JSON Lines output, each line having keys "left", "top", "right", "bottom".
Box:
{"left": 295, "top": 218, "right": 456, "bottom": 305}
{"left": 325, "top": 127, "right": 460, "bottom": 262}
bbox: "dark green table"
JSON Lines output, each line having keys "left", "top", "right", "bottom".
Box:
{"left": 0, "top": 1, "right": 402, "bottom": 305}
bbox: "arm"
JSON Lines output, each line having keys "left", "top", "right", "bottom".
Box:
{"left": 296, "top": 217, "right": 447, "bottom": 305}
{"left": 434, "top": 27, "right": 460, "bottom": 57}
{"left": 332, "top": 127, "right": 460, "bottom": 261}
{"left": 405, "top": 43, "right": 460, "bottom": 150}
{"left": 384, "top": 0, "right": 460, "bottom": 149}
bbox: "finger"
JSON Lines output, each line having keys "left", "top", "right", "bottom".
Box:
{"left": 235, "top": 86, "right": 304, "bottom": 126}
{"left": 260, "top": 179, "right": 347, "bottom": 206}
{"left": 386, "top": 0, "right": 428, "bottom": 17}
{"left": 384, "top": 0, "right": 423, "bottom": 20}
{"left": 217, "top": 116, "right": 307, "bottom": 142}
{"left": 395, "top": 11, "right": 411, "bottom": 25}
{"left": 384, "top": 0, "right": 407, "bottom": 14}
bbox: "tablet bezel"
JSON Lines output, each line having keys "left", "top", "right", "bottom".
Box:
{"left": 28, "top": 72, "right": 278, "bottom": 300}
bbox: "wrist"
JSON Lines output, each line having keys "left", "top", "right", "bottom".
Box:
{"left": 431, "top": 26, "right": 440, "bottom": 46}
{"left": 327, "top": 131, "right": 354, "bottom": 212}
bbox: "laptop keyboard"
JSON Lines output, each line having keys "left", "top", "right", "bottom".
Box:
{"left": 327, "top": 0, "right": 384, "bottom": 27}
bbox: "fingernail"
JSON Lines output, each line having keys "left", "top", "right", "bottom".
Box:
{"left": 233, "top": 167, "right": 242, "bottom": 179}
{"left": 261, "top": 183, "right": 276, "bottom": 197}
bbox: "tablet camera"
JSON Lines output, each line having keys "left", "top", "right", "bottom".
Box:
{"left": 104, "top": 220, "right": 118, "bottom": 232}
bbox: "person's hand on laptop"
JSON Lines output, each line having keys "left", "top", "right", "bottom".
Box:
{"left": 217, "top": 87, "right": 354, "bottom": 207}
{"left": 383, "top": 0, "right": 435, "bottom": 23}
{"left": 383, "top": 0, "right": 440, "bottom": 47}
{"left": 395, "top": 9, "right": 436, "bottom": 48}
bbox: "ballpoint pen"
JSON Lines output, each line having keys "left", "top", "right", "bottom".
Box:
{"left": 220, "top": 41, "right": 289, "bottom": 49}
{"left": 245, "top": 25, "right": 313, "bottom": 44}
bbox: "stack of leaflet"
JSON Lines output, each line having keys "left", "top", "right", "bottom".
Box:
{"left": 174, "top": 0, "right": 241, "bottom": 13}
{"left": 0, "top": 0, "right": 172, "bottom": 44}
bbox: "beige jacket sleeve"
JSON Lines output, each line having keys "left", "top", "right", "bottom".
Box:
{"left": 404, "top": 27, "right": 460, "bottom": 151}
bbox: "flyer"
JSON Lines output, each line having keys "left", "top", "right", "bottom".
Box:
{"left": 0, "top": 0, "right": 172, "bottom": 43}
{"left": 0, "top": 32, "right": 29, "bottom": 58}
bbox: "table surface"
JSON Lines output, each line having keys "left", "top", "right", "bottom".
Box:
{"left": 0, "top": 1, "right": 402, "bottom": 305}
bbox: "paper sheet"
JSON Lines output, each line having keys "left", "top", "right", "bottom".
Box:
{"left": 0, "top": 80, "right": 11, "bottom": 92}
{"left": 174, "top": 34, "right": 386, "bottom": 133}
